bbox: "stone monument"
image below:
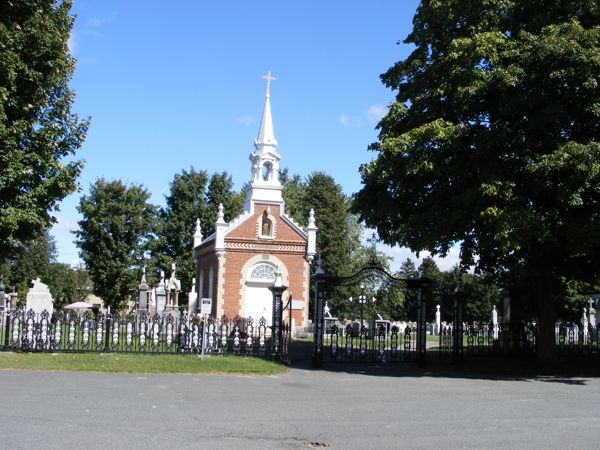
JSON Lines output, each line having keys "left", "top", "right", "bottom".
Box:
{"left": 434, "top": 304, "right": 441, "bottom": 335}
{"left": 188, "top": 278, "right": 198, "bottom": 316}
{"left": 155, "top": 270, "right": 166, "bottom": 314}
{"left": 164, "top": 263, "right": 181, "bottom": 319}
{"left": 25, "top": 278, "right": 54, "bottom": 315}
{"left": 491, "top": 305, "right": 499, "bottom": 339}
{"left": 138, "top": 266, "right": 149, "bottom": 314}
{"left": 588, "top": 299, "right": 596, "bottom": 328}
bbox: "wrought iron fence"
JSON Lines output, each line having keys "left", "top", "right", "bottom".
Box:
{"left": 556, "top": 322, "right": 600, "bottom": 353}
{"left": 322, "top": 323, "right": 417, "bottom": 363}
{"left": 438, "top": 321, "right": 600, "bottom": 358}
{"left": 0, "top": 309, "right": 288, "bottom": 361}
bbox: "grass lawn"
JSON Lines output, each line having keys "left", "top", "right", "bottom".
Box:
{"left": 0, "top": 352, "right": 288, "bottom": 375}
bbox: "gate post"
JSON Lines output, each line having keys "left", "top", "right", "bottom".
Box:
{"left": 269, "top": 268, "right": 287, "bottom": 362}
{"left": 452, "top": 284, "right": 465, "bottom": 362}
{"left": 311, "top": 257, "right": 327, "bottom": 368}
{"left": 414, "top": 277, "right": 431, "bottom": 366}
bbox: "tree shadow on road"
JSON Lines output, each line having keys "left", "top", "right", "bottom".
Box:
{"left": 288, "top": 340, "right": 600, "bottom": 385}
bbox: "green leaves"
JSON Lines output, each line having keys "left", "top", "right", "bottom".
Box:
{"left": 75, "top": 179, "right": 156, "bottom": 310}
{"left": 0, "top": 0, "right": 88, "bottom": 262}
{"left": 356, "top": 1, "right": 600, "bottom": 280}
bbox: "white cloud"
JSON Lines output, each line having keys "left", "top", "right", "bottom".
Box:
{"left": 339, "top": 114, "right": 361, "bottom": 127}
{"left": 236, "top": 115, "right": 255, "bottom": 126}
{"left": 365, "top": 104, "right": 386, "bottom": 123}
{"left": 85, "top": 17, "right": 106, "bottom": 28}
{"left": 53, "top": 216, "right": 79, "bottom": 234}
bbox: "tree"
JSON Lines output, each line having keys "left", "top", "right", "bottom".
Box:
{"left": 2, "top": 230, "right": 80, "bottom": 308}
{"left": 0, "top": 0, "right": 88, "bottom": 263}
{"left": 152, "top": 169, "right": 244, "bottom": 299}
{"left": 75, "top": 179, "right": 156, "bottom": 311}
{"left": 354, "top": 1, "right": 600, "bottom": 360}
{"left": 7, "top": 230, "right": 57, "bottom": 297}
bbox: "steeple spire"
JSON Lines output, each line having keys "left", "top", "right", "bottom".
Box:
{"left": 255, "top": 70, "right": 278, "bottom": 149}
{"left": 245, "top": 71, "right": 284, "bottom": 212}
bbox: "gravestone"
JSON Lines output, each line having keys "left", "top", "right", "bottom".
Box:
{"left": 155, "top": 270, "right": 166, "bottom": 314}
{"left": 188, "top": 278, "right": 198, "bottom": 315}
{"left": 491, "top": 305, "right": 499, "bottom": 339}
{"left": 25, "top": 278, "right": 54, "bottom": 316}
{"left": 435, "top": 304, "right": 441, "bottom": 335}
{"left": 138, "top": 266, "right": 149, "bottom": 314}
{"left": 588, "top": 299, "right": 596, "bottom": 328}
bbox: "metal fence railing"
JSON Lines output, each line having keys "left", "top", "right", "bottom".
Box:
{"left": 0, "top": 309, "right": 289, "bottom": 361}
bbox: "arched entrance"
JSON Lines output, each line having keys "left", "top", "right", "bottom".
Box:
{"left": 244, "top": 262, "right": 277, "bottom": 325}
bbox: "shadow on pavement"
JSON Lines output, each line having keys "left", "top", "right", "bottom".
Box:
{"left": 287, "top": 339, "right": 600, "bottom": 384}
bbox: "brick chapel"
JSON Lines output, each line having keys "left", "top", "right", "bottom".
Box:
{"left": 191, "top": 72, "right": 317, "bottom": 331}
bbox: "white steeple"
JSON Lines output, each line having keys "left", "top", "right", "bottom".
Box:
{"left": 245, "top": 70, "right": 284, "bottom": 212}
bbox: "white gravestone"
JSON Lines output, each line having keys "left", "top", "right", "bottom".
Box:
{"left": 588, "top": 299, "right": 596, "bottom": 328}
{"left": 155, "top": 270, "right": 166, "bottom": 313}
{"left": 188, "top": 278, "right": 198, "bottom": 315}
{"left": 25, "top": 278, "right": 54, "bottom": 316}
{"left": 491, "top": 305, "right": 499, "bottom": 339}
{"left": 435, "top": 304, "right": 441, "bottom": 335}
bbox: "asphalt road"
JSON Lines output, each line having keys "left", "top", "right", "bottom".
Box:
{"left": 0, "top": 364, "right": 598, "bottom": 449}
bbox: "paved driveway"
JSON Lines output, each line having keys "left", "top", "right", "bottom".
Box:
{"left": 1, "top": 362, "right": 599, "bottom": 449}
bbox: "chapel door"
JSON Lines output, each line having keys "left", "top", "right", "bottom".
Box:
{"left": 244, "top": 262, "right": 277, "bottom": 325}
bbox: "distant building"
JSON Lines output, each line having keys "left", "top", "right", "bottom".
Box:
{"left": 192, "top": 73, "right": 317, "bottom": 331}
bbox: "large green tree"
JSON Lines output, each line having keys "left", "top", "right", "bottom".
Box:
{"left": 75, "top": 179, "right": 156, "bottom": 311}
{"left": 354, "top": 1, "right": 600, "bottom": 359}
{"left": 152, "top": 169, "right": 244, "bottom": 299}
{"left": 0, "top": 0, "right": 88, "bottom": 262}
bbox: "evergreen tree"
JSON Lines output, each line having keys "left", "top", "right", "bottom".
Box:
{"left": 152, "top": 169, "right": 244, "bottom": 299}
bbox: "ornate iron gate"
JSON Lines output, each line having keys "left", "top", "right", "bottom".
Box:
{"left": 310, "top": 257, "right": 431, "bottom": 367}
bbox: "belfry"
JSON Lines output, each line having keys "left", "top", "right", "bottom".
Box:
{"left": 192, "top": 72, "right": 317, "bottom": 332}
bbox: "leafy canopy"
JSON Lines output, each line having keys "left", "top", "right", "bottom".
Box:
{"left": 152, "top": 168, "right": 244, "bottom": 296}
{"left": 355, "top": 1, "right": 600, "bottom": 280}
{"left": 0, "top": 0, "right": 88, "bottom": 262}
{"left": 75, "top": 179, "right": 156, "bottom": 310}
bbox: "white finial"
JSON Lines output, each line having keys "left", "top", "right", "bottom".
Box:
{"left": 262, "top": 70, "right": 277, "bottom": 98}
{"left": 308, "top": 209, "right": 315, "bottom": 225}
{"left": 216, "top": 203, "right": 226, "bottom": 224}
{"left": 194, "top": 218, "right": 202, "bottom": 237}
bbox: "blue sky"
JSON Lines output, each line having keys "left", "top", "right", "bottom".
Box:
{"left": 52, "top": 0, "right": 460, "bottom": 271}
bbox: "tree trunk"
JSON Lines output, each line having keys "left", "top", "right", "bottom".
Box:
{"left": 535, "top": 269, "right": 557, "bottom": 362}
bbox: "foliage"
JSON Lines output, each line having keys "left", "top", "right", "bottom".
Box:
{"left": 1, "top": 231, "right": 84, "bottom": 308}
{"left": 152, "top": 169, "right": 244, "bottom": 298}
{"left": 76, "top": 179, "right": 156, "bottom": 311}
{"left": 282, "top": 171, "right": 367, "bottom": 317}
{"left": 354, "top": 1, "right": 600, "bottom": 359}
{"left": 0, "top": 0, "right": 88, "bottom": 263}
